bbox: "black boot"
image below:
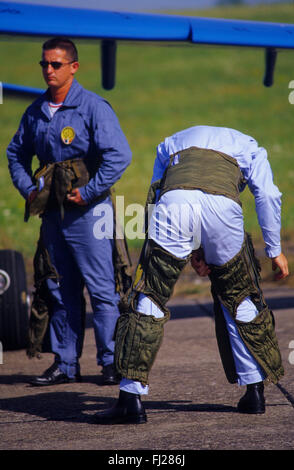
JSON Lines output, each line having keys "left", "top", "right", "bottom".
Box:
{"left": 237, "top": 382, "right": 265, "bottom": 414}
{"left": 29, "top": 362, "right": 81, "bottom": 386}
{"left": 93, "top": 390, "right": 147, "bottom": 424}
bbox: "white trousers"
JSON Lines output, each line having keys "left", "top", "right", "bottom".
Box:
{"left": 120, "top": 190, "right": 266, "bottom": 394}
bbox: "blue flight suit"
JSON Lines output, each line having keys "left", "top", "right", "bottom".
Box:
{"left": 7, "top": 79, "right": 132, "bottom": 378}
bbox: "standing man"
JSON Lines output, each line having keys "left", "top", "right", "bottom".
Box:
{"left": 7, "top": 37, "right": 132, "bottom": 386}
{"left": 93, "top": 125, "right": 288, "bottom": 424}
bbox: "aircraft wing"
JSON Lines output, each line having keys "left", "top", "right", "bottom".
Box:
{"left": 1, "top": 1, "right": 294, "bottom": 92}
{"left": 0, "top": 2, "right": 190, "bottom": 41}
{"left": 189, "top": 16, "right": 294, "bottom": 49}
{"left": 0, "top": 2, "right": 293, "bottom": 46}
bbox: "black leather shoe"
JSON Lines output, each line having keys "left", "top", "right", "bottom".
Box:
{"left": 29, "top": 363, "right": 81, "bottom": 386}
{"left": 93, "top": 390, "right": 147, "bottom": 424}
{"left": 237, "top": 382, "right": 265, "bottom": 414}
{"left": 101, "top": 364, "right": 121, "bottom": 385}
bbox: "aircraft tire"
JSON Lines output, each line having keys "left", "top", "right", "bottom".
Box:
{"left": 0, "top": 250, "right": 29, "bottom": 351}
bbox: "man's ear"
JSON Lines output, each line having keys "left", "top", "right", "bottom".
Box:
{"left": 71, "top": 61, "right": 80, "bottom": 75}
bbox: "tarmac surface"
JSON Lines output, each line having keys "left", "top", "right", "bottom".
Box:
{"left": 0, "top": 283, "right": 294, "bottom": 456}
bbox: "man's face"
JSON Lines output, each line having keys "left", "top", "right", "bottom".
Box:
{"left": 41, "top": 48, "right": 79, "bottom": 90}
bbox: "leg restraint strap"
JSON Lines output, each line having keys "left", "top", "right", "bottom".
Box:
{"left": 115, "top": 239, "right": 189, "bottom": 385}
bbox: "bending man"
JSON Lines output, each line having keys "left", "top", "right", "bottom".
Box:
{"left": 94, "top": 125, "right": 288, "bottom": 424}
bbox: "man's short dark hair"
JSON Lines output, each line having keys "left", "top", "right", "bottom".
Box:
{"left": 42, "top": 37, "right": 78, "bottom": 62}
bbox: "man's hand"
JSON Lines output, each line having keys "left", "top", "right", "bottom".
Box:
{"left": 67, "top": 188, "right": 87, "bottom": 206}
{"left": 271, "top": 253, "right": 289, "bottom": 281}
{"left": 191, "top": 248, "right": 211, "bottom": 277}
{"left": 28, "top": 189, "right": 38, "bottom": 204}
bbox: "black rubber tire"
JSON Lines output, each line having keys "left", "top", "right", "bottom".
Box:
{"left": 0, "top": 250, "right": 29, "bottom": 350}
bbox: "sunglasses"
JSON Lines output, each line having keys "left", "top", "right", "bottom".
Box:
{"left": 39, "top": 60, "right": 75, "bottom": 70}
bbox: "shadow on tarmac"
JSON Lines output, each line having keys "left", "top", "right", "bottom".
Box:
{"left": 266, "top": 296, "right": 294, "bottom": 310}
{"left": 1, "top": 288, "right": 293, "bottom": 439}
{"left": 168, "top": 295, "right": 294, "bottom": 320}
{"left": 0, "top": 387, "right": 238, "bottom": 425}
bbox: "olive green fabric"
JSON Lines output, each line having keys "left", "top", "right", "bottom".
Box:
{"left": 145, "top": 179, "right": 161, "bottom": 209}
{"left": 213, "top": 298, "right": 238, "bottom": 384}
{"left": 114, "top": 308, "right": 170, "bottom": 385}
{"left": 26, "top": 157, "right": 132, "bottom": 295}
{"left": 159, "top": 146, "right": 245, "bottom": 206}
{"left": 25, "top": 163, "right": 55, "bottom": 221}
{"left": 115, "top": 239, "right": 189, "bottom": 384}
{"left": 209, "top": 233, "right": 284, "bottom": 384}
{"left": 237, "top": 306, "right": 283, "bottom": 383}
{"left": 114, "top": 147, "right": 283, "bottom": 386}
{"left": 26, "top": 165, "right": 133, "bottom": 357}
{"left": 26, "top": 229, "right": 61, "bottom": 358}
{"left": 132, "top": 239, "right": 189, "bottom": 311}
{"left": 111, "top": 190, "right": 133, "bottom": 299}
{"left": 209, "top": 232, "right": 265, "bottom": 315}
{"left": 24, "top": 158, "right": 106, "bottom": 221}
{"left": 27, "top": 229, "right": 87, "bottom": 358}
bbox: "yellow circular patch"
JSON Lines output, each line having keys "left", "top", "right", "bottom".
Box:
{"left": 61, "top": 126, "right": 75, "bottom": 145}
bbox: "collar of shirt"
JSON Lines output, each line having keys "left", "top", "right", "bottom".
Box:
{"left": 40, "top": 79, "right": 83, "bottom": 119}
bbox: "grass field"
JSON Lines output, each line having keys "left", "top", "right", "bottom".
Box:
{"left": 0, "top": 2, "right": 294, "bottom": 273}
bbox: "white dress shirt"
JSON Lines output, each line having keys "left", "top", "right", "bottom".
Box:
{"left": 152, "top": 126, "right": 282, "bottom": 258}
